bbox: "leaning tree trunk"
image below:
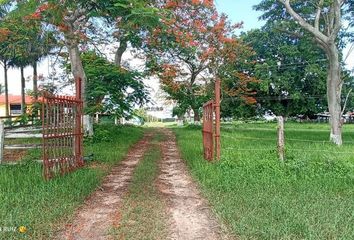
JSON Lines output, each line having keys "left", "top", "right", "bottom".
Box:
{"left": 279, "top": 0, "right": 345, "bottom": 146}
{"left": 20, "top": 66, "right": 26, "bottom": 115}
{"left": 3, "top": 63, "right": 9, "bottom": 116}
{"left": 326, "top": 44, "right": 343, "bottom": 145}
{"left": 114, "top": 39, "right": 127, "bottom": 67}
{"left": 32, "top": 61, "right": 38, "bottom": 100}
{"left": 66, "top": 40, "right": 92, "bottom": 135}
{"left": 67, "top": 43, "right": 86, "bottom": 105}
{"left": 193, "top": 108, "right": 200, "bottom": 123}
{"left": 62, "top": 9, "right": 92, "bottom": 135}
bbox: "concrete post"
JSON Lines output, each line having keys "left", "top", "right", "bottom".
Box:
{"left": 277, "top": 116, "right": 285, "bottom": 162}
{"left": 83, "top": 115, "right": 93, "bottom": 137}
{"left": 215, "top": 79, "right": 221, "bottom": 160}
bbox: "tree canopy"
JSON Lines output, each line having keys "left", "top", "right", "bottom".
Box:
{"left": 82, "top": 51, "right": 149, "bottom": 117}
{"left": 144, "top": 0, "right": 257, "bottom": 121}
{"left": 255, "top": 0, "right": 354, "bottom": 145}
{"left": 242, "top": 25, "right": 328, "bottom": 117}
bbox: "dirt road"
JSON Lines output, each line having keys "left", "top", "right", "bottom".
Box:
{"left": 58, "top": 128, "right": 231, "bottom": 240}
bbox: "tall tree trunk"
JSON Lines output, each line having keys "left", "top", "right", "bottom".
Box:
{"left": 63, "top": 10, "right": 91, "bottom": 136}
{"left": 67, "top": 43, "right": 86, "bottom": 106}
{"left": 20, "top": 66, "right": 26, "bottom": 115}
{"left": 114, "top": 39, "right": 127, "bottom": 67}
{"left": 66, "top": 41, "right": 91, "bottom": 135}
{"left": 189, "top": 73, "right": 200, "bottom": 123}
{"left": 193, "top": 108, "right": 200, "bottom": 122}
{"left": 326, "top": 43, "right": 343, "bottom": 145}
{"left": 4, "top": 64, "right": 9, "bottom": 116}
{"left": 32, "top": 61, "right": 38, "bottom": 100}
{"left": 279, "top": 0, "right": 344, "bottom": 146}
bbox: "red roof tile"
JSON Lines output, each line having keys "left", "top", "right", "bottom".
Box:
{"left": 0, "top": 95, "right": 36, "bottom": 104}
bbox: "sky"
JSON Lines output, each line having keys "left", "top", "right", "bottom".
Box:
{"left": 215, "top": 0, "right": 354, "bottom": 71}
{"left": 0, "top": 0, "right": 353, "bottom": 96}
{"left": 214, "top": 0, "right": 265, "bottom": 31}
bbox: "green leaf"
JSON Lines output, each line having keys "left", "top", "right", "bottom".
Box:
{"left": 114, "top": 3, "right": 130, "bottom": 9}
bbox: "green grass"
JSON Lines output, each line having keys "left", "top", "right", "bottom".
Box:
{"left": 173, "top": 122, "right": 354, "bottom": 240}
{"left": 3, "top": 138, "right": 42, "bottom": 163}
{"left": 5, "top": 138, "right": 41, "bottom": 145}
{"left": 0, "top": 124, "right": 144, "bottom": 240}
{"left": 110, "top": 132, "right": 168, "bottom": 240}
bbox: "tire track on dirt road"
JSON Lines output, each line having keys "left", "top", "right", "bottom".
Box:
{"left": 57, "top": 128, "right": 232, "bottom": 240}
{"left": 158, "top": 128, "right": 232, "bottom": 240}
{"left": 57, "top": 131, "right": 154, "bottom": 240}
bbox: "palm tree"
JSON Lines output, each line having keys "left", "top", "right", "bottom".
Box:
{"left": 9, "top": 55, "right": 29, "bottom": 115}
{"left": 4, "top": 1, "right": 56, "bottom": 115}
{"left": 27, "top": 24, "right": 57, "bottom": 100}
{"left": 0, "top": 1, "right": 14, "bottom": 116}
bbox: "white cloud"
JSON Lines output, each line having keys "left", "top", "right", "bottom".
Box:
{"left": 0, "top": 58, "right": 50, "bottom": 95}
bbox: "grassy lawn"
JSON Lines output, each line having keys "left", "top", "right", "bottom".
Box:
{"left": 173, "top": 122, "right": 354, "bottom": 239}
{"left": 110, "top": 132, "right": 168, "bottom": 240}
{"left": 0, "top": 124, "right": 144, "bottom": 240}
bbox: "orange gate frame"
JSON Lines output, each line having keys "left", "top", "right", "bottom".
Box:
{"left": 202, "top": 79, "right": 221, "bottom": 161}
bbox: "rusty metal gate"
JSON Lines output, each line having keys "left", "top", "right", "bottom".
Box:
{"left": 202, "top": 79, "right": 221, "bottom": 161}
{"left": 202, "top": 100, "right": 214, "bottom": 160}
{"left": 42, "top": 78, "right": 84, "bottom": 180}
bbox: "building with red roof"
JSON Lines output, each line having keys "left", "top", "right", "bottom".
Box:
{"left": 0, "top": 95, "right": 37, "bottom": 116}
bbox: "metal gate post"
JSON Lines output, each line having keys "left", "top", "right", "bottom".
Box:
{"left": 214, "top": 79, "right": 221, "bottom": 160}
{"left": 42, "top": 92, "right": 49, "bottom": 180}
{"left": 75, "top": 77, "right": 84, "bottom": 167}
{"left": 0, "top": 121, "right": 4, "bottom": 164}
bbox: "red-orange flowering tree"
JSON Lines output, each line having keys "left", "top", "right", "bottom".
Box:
{"left": 0, "top": 1, "right": 56, "bottom": 115}
{"left": 145, "top": 0, "right": 258, "bottom": 121}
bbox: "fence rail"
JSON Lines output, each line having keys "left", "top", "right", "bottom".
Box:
{"left": 0, "top": 115, "right": 41, "bottom": 129}
{"left": 0, "top": 122, "right": 43, "bottom": 164}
